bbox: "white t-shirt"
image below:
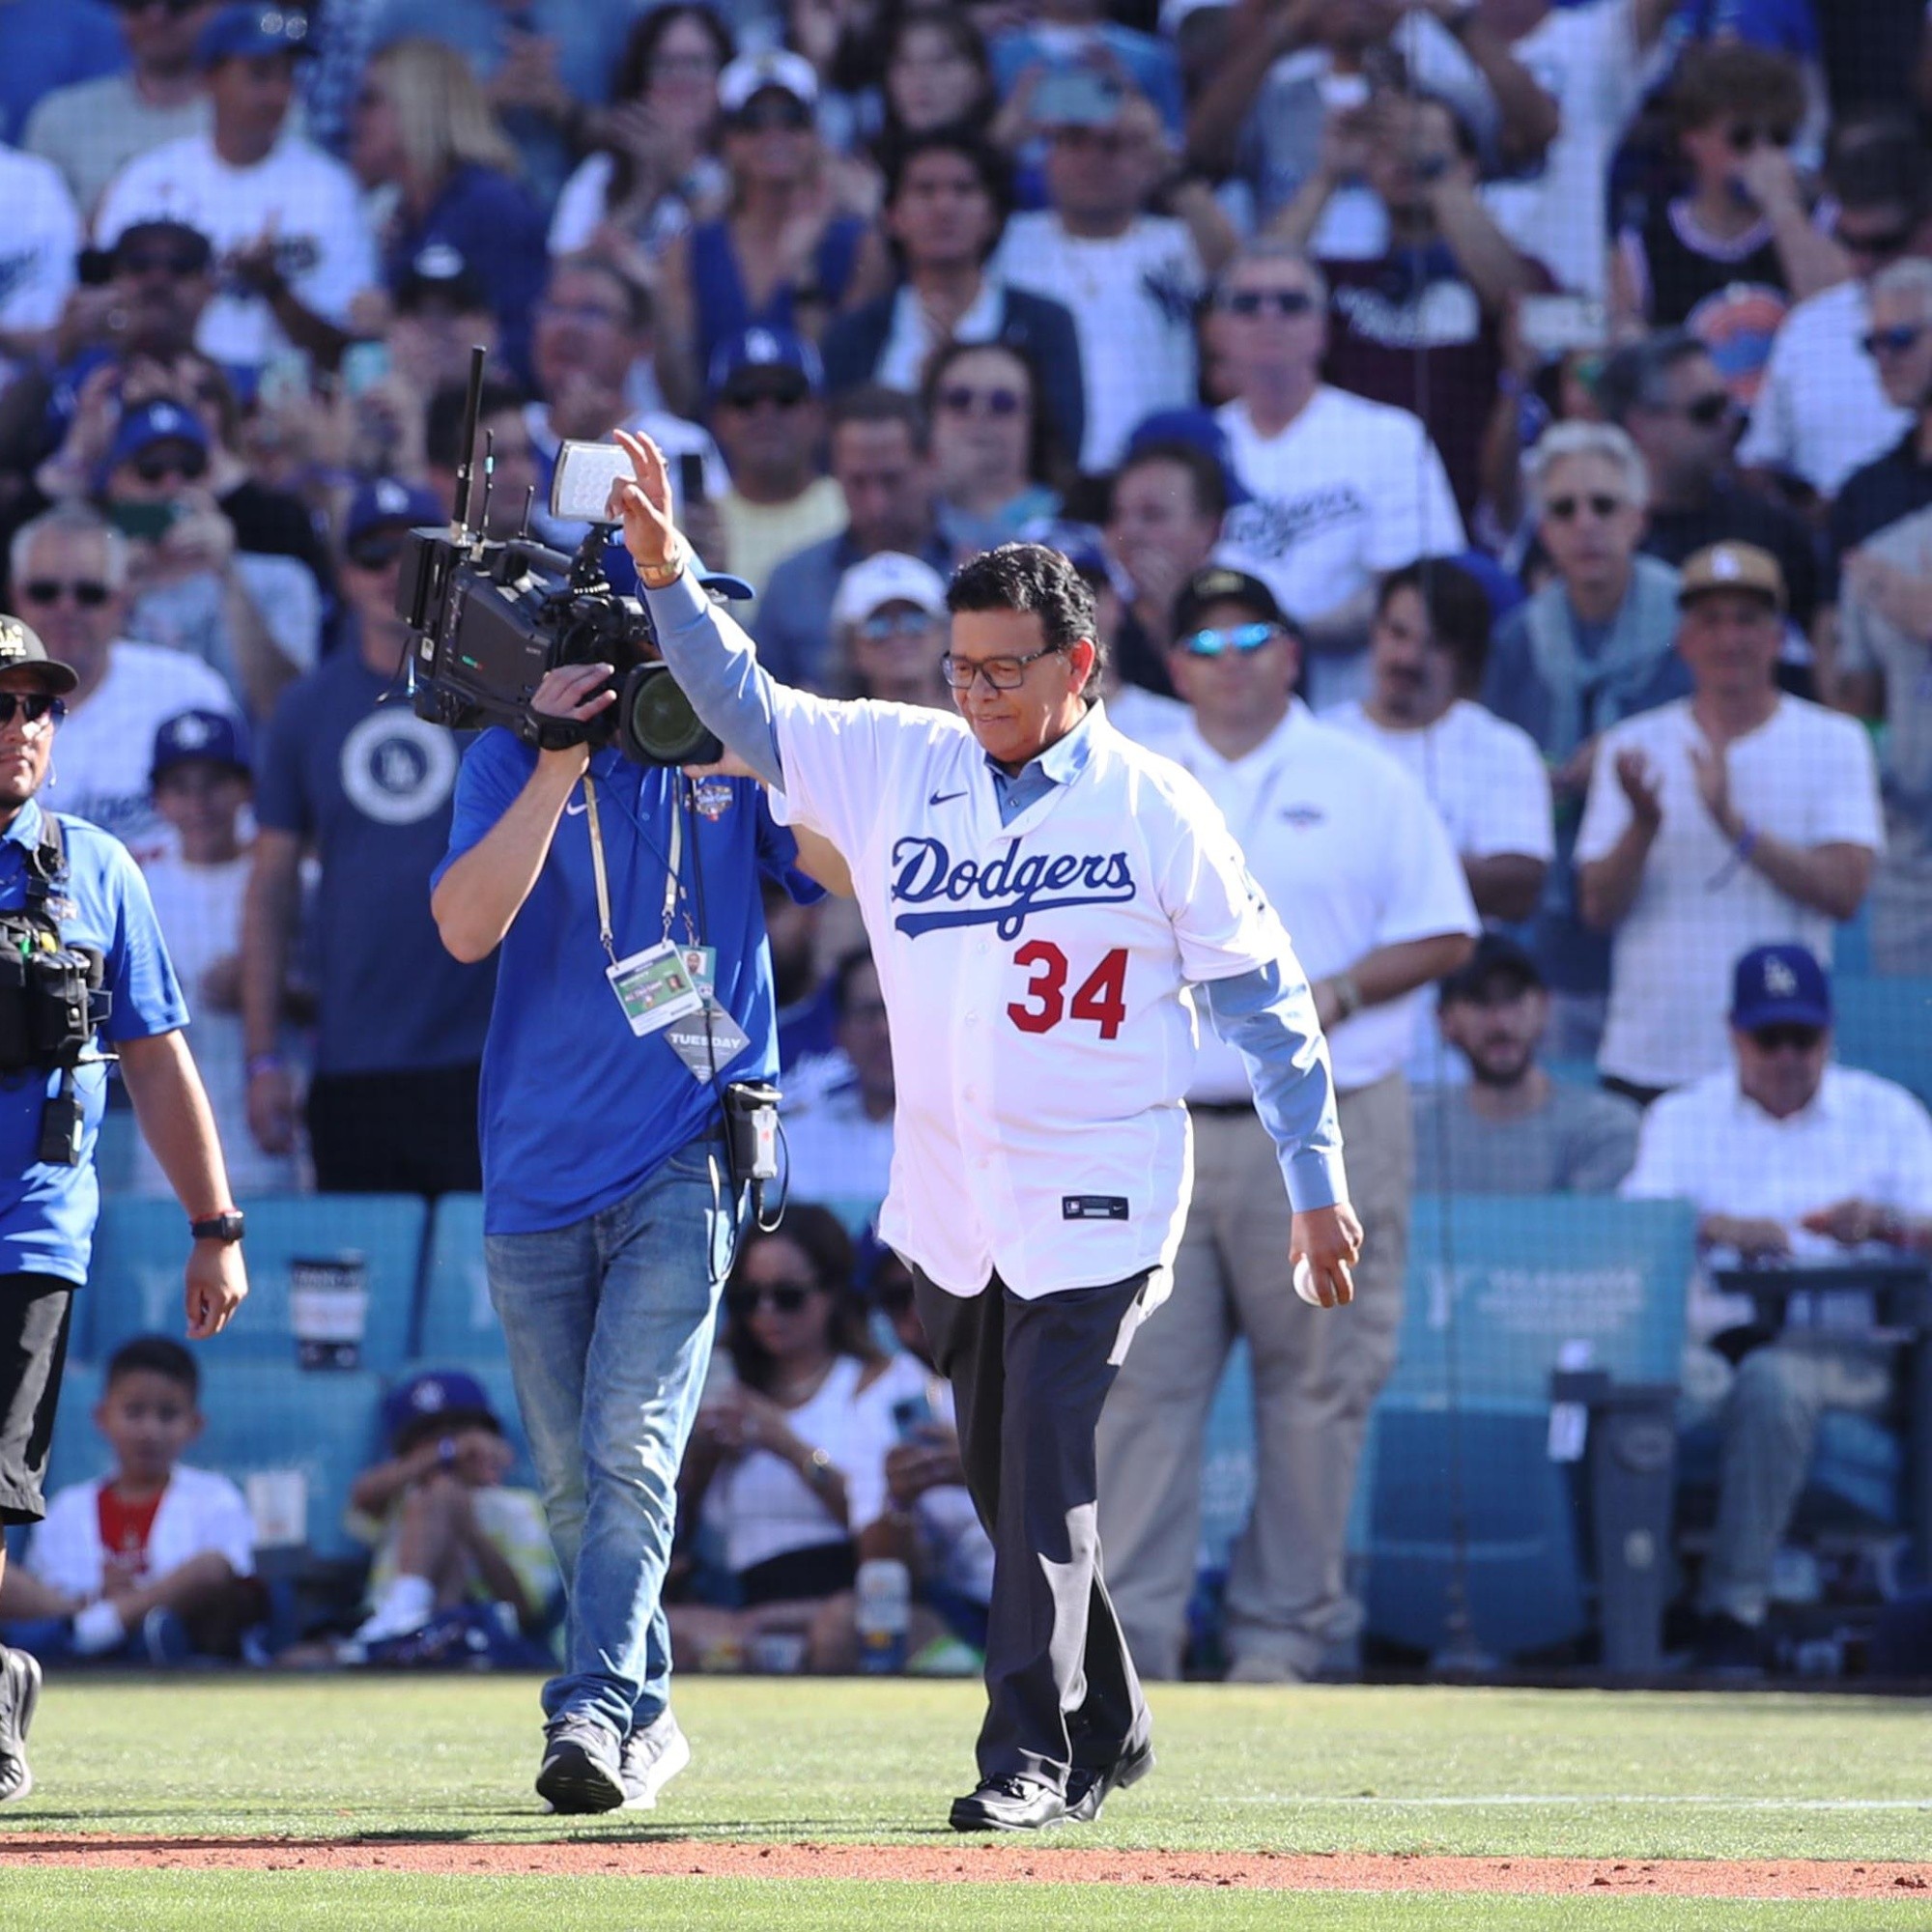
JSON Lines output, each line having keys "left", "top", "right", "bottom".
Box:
{"left": 0, "top": 143, "right": 78, "bottom": 385}
{"left": 766, "top": 695, "right": 1341, "bottom": 1297}
{"left": 993, "top": 212, "right": 1205, "bottom": 471}
{"left": 1735, "top": 280, "right": 1914, "bottom": 498}
{"left": 1576, "top": 696, "right": 1885, "bottom": 1089}
{"left": 700, "top": 1354, "right": 899, "bottom": 1574}
{"left": 1157, "top": 701, "right": 1479, "bottom": 1094}
{"left": 94, "top": 129, "right": 377, "bottom": 370}
{"left": 780, "top": 1049, "right": 895, "bottom": 1205}
{"left": 135, "top": 850, "right": 297, "bottom": 1200}
{"left": 29, "top": 1464, "right": 257, "bottom": 1599}
{"left": 1482, "top": 0, "right": 1645, "bottom": 298}
{"left": 40, "top": 640, "right": 240, "bottom": 862}
{"left": 1623, "top": 1064, "right": 1932, "bottom": 1336}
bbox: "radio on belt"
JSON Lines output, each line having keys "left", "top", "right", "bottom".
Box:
{"left": 724, "top": 1080, "right": 781, "bottom": 1181}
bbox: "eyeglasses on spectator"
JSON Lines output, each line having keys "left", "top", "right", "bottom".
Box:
{"left": 1544, "top": 493, "right": 1627, "bottom": 523}
{"left": 19, "top": 580, "right": 111, "bottom": 609}
{"left": 1179, "top": 623, "right": 1280, "bottom": 659}
{"left": 0, "top": 695, "right": 65, "bottom": 727}
{"left": 1220, "top": 288, "right": 1315, "bottom": 319}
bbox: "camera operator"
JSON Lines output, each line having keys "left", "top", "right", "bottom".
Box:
{"left": 0, "top": 612, "right": 247, "bottom": 1807}
{"left": 428, "top": 615, "right": 824, "bottom": 1815}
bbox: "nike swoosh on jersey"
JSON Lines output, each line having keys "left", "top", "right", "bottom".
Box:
{"left": 564, "top": 799, "right": 589, "bottom": 815}
{"left": 927, "top": 789, "right": 967, "bottom": 806}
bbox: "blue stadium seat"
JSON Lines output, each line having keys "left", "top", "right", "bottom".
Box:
{"left": 415, "top": 1194, "right": 499, "bottom": 1360}
{"left": 1357, "top": 1195, "right": 1695, "bottom": 1662}
{"left": 81, "top": 1194, "right": 428, "bottom": 1371}
{"left": 1833, "top": 976, "right": 1932, "bottom": 1107}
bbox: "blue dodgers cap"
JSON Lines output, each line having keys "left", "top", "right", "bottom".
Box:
{"left": 706, "top": 324, "right": 824, "bottom": 401}
{"left": 1730, "top": 944, "right": 1832, "bottom": 1032}
{"left": 102, "top": 398, "right": 210, "bottom": 475}
{"left": 197, "top": 4, "right": 313, "bottom": 68}
{"left": 345, "top": 474, "right": 443, "bottom": 544}
{"left": 152, "top": 708, "right": 251, "bottom": 783}
{"left": 381, "top": 1368, "right": 497, "bottom": 1446}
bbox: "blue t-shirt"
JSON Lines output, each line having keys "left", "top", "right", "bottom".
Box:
{"left": 434, "top": 734, "right": 816, "bottom": 1235}
{"left": 256, "top": 645, "right": 496, "bottom": 1077}
{"left": 0, "top": 801, "right": 186, "bottom": 1285}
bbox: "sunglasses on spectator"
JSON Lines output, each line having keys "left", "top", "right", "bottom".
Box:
{"left": 118, "top": 243, "right": 210, "bottom": 277}
{"left": 937, "top": 384, "right": 1025, "bottom": 418}
{"left": 1221, "top": 288, "right": 1315, "bottom": 319}
{"left": 1678, "top": 392, "right": 1735, "bottom": 427}
{"left": 1545, "top": 493, "right": 1627, "bottom": 523}
{"left": 19, "top": 579, "right": 111, "bottom": 608}
{"left": 131, "top": 445, "right": 209, "bottom": 485}
{"left": 1723, "top": 123, "right": 1792, "bottom": 153}
{"left": 940, "top": 643, "right": 1065, "bottom": 690}
{"left": 1747, "top": 1023, "right": 1823, "bottom": 1053}
{"left": 721, "top": 380, "right": 809, "bottom": 411}
{"left": 1861, "top": 324, "right": 1926, "bottom": 358}
{"left": 858, "top": 610, "right": 937, "bottom": 641}
{"left": 731, "top": 97, "right": 811, "bottom": 132}
{"left": 346, "top": 533, "right": 408, "bottom": 573}
{"left": 726, "top": 1281, "right": 817, "bottom": 1317}
{"left": 1838, "top": 220, "right": 1915, "bottom": 261}
{"left": 0, "top": 695, "right": 66, "bottom": 727}
{"left": 1179, "top": 622, "right": 1280, "bottom": 658}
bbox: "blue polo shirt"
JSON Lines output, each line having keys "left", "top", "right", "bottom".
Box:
{"left": 434, "top": 734, "right": 816, "bottom": 1235}
{"left": 0, "top": 801, "right": 186, "bottom": 1285}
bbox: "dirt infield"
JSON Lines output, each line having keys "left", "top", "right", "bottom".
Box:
{"left": 4, "top": 1836, "right": 1930, "bottom": 1896}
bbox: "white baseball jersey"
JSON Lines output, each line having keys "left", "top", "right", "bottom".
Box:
{"left": 765, "top": 693, "right": 1329, "bottom": 1300}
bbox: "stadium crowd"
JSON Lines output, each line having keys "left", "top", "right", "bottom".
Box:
{"left": 4, "top": 0, "right": 1932, "bottom": 1689}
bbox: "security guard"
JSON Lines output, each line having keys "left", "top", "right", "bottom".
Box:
{"left": 0, "top": 615, "right": 248, "bottom": 1805}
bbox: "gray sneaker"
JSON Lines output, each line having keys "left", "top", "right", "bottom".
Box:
{"left": 535, "top": 1713, "right": 625, "bottom": 1815}
{"left": 619, "top": 1710, "right": 691, "bottom": 1810}
{"left": 0, "top": 1644, "right": 42, "bottom": 1804}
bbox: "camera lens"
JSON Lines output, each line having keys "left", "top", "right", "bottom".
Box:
{"left": 615, "top": 663, "right": 723, "bottom": 767}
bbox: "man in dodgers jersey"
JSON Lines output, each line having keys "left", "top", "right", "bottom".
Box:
{"left": 604, "top": 430, "right": 1361, "bottom": 1833}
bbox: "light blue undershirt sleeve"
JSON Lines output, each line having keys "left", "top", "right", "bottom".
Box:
{"left": 642, "top": 567, "right": 786, "bottom": 788}
{"left": 1200, "top": 961, "right": 1349, "bottom": 1212}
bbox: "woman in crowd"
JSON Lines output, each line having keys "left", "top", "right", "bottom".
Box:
{"left": 878, "top": 9, "right": 996, "bottom": 158}
{"left": 669, "top": 1208, "right": 897, "bottom": 1674}
{"left": 924, "top": 337, "right": 1063, "bottom": 557}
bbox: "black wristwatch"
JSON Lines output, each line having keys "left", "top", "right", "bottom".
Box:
{"left": 189, "top": 1209, "right": 245, "bottom": 1244}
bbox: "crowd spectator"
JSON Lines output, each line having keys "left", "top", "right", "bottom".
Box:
{"left": 1103, "top": 438, "right": 1226, "bottom": 693}
{"left": 546, "top": 7, "right": 732, "bottom": 268}
{"left": 0, "top": 143, "right": 80, "bottom": 391}
{"left": 990, "top": 0, "right": 1183, "bottom": 145}
{"left": 759, "top": 385, "right": 950, "bottom": 690}
{"left": 672, "top": 1209, "right": 896, "bottom": 1675}
{"left": 1330, "top": 558, "right": 1552, "bottom": 926}
{"left": 781, "top": 949, "right": 897, "bottom": 1205}
{"left": 1734, "top": 113, "right": 1925, "bottom": 502}
{"left": 925, "top": 340, "right": 1062, "bottom": 557}
{"left": 1598, "top": 330, "right": 1822, "bottom": 651}
{"left": 242, "top": 476, "right": 496, "bottom": 1195}
{"left": 1097, "top": 561, "right": 1474, "bottom": 1684}
{"left": 823, "top": 131, "right": 1085, "bottom": 464}
{"left": 94, "top": 6, "right": 378, "bottom": 378}
{"left": 1414, "top": 934, "right": 1640, "bottom": 1191}
{"left": 1577, "top": 543, "right": 1880, "bottom": 1102}
{"left": 23, "top": 0, "right": 215, "bottom": 217}
{"left": 828, "top": 552, "right": 952, "bottom": 708}
{"left": 1212, "top": 242, "right": 1464, "bottom": 711}
{"left": 0, "top": 1337, "right": 258, "bottom": 1666}
{"left": 879, "top": 11, "right": 996, "bottom": 156}
{"left": 1831, "top": 259, "right": 1932, "bottom": 593}
{"left": 423, "top": 375, "right": 540, "bottom": 544}
{"left": 10, "top": 501, "right": 238, "bottom": 857}
{"left": 349, "top": 36, "right": 549, "bottom": 383}
{"left": 1623, "top": 945, "right": 1932, "bottom": 1671}
{"left": 1482, "top": 421, "right": 1689, "bottom": 1056}
{"left": 993, "top": 85, "right": 1223, "bottom": 472}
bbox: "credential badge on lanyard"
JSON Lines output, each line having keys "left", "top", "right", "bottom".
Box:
{"left": 584, "top": 771, "right": 707, "bottom": 1037}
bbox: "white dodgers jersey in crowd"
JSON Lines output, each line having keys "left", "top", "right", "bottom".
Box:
{"left": 766, "top": 694, "right": 1315, "bottom": 1300}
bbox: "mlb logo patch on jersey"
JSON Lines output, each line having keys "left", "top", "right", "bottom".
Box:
{"left": 1063, "top": 1195, "right": 1129, "bottom": 1221}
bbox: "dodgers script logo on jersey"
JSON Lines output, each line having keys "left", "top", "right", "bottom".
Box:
{"left": 890, "top": 835, "right": 1135, "bottom": 940}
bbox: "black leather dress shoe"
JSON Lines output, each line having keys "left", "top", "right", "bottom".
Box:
{"left": 949, "top": 1775, "right": 1067, "bottom": 1832}
{"left": 1065, "top": 1736, "right": 1155, "bottom": 1824}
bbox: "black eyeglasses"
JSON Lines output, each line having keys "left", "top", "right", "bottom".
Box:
{"left": 732, "top": 98, "right": 811, "bottom": 132}
{"left": 118, "top": 244, "right": 209, "bottom": 277}
{"left": 20, "top": 580, "right": 111, "bottom": 609}
{"left": 939, "top": 642, "right": 1065, "bottom": 690}
{"left": 1747, "top": 1022, "right": 1823, "bottom": 1053}
{"left": 1838, "top": 221, "right": 1915, "bottom": 261}
{"left": 1221, "top": 288, "right": 1315, "bottom": 319}
{"left": 346, "top": 534, "right": 407, "bottom": 572}
{"left": 132, "top": 445, "right": 209, "bottom": 485}
{"left": 937, "top": 384, "right": 1025, "bottom": 417}
{"left": 1680, "top": 392, "right": 1735, "bottom": 427}
{"left": 1545, "top": 493, "right": 1626, "bottom": 523}
{"left": 1724, "top": 123, "right": 1792, "bottom": 154}
{"left": 0, "top": 694, "right": 65, "bottom": 727}
{"left": 1861, "top": 324, "right": 1925, "bottom": 359}
{"left": 726, "top": 1281, "right": 817, "bottom": 1317}
{"left": 720, "top": 382, "right": 808, "bottom": 412}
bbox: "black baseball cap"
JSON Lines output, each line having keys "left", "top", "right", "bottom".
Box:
{"left": 1172, "top": 564, "right": 1287, "bottom": 640}
{"left": 1439, "top": 933, "right": 1544, "bottom": 1006}
{"left": 0, "top": 614, "right": 78, "bottom": 696}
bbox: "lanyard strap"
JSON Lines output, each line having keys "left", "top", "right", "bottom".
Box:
{"left": 581, "top": 770, "right": 683, "bottom": 965}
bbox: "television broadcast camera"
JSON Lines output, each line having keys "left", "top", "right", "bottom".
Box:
{"left": 398, "top": 351, "right": 741, "bottom": 765}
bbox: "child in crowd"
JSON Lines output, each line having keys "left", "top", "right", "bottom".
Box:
{"left": 343, "top": 1370, "right": 557, "bottom": 1663}
{"left": 0, "top": 1337, "right": 259, "bottom": 1663}
{"left": 134, "top": 708, "right": 300, "bottom": 1196}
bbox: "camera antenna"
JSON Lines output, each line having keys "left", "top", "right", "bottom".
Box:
{"left": 476, "top": 427, "right": 497, "bottom": 540}
{"left": 518, "top": 483, "right": 535, "bottom": 540}
{"left": 450, "top": 343, "right": 487, "bottom": 539}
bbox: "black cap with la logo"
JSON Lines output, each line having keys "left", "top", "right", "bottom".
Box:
{"left": 0, "top": 615, "right": 79, "bottom": 695}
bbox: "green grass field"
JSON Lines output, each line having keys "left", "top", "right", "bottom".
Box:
{"left": 2, "top": 1675, "right": 1930, "bottom": 1928}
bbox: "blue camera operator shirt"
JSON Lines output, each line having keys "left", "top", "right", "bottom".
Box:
{"left": 434, "top": 734, "right": 817, "bottom": 1236}
{"left": 0, "top": 801, "right": 187, "bottom": 1285}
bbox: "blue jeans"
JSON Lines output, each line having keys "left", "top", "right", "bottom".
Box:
{"left": 485, "top": 1131, "right": 738, "bottom": 1738}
